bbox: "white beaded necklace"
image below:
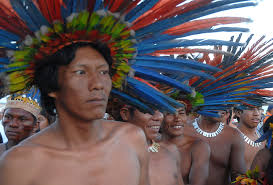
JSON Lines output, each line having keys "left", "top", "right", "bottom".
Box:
{"left": 238, "top": 129, "right": 262, "bottom": 148}
{"left": 193, "top": 119, "right": 224, "bottom": 138}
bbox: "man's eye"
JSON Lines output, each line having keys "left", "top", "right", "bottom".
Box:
{"left": 4, "top": 115, "right": 11, "bottom": 119}
{"left": 75, "top": 70, "right": 85, "bottom": 75}
{"left": 100, "top": 70, "right": 109, "bottom": 75}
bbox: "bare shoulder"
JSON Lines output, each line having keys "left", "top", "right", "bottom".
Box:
{"left": 191, "top": 139, "right": 210, "bottom": 154}
{"left": 0, "top": 144, "right": 42, "bottom": 184}
{"left": 223, "top": 125, "right": 243, "bottom": 140}
{"left": 102, "top": 120, "right": 147, "bottom": 147}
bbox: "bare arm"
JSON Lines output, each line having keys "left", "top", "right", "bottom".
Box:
{"left": 133, "top": 127, "right": 151, "bottom": 185}
{"left": 189, "top": 140, "right": 211, "bottom": 185}
{"left": 250, "top": 148, "right": 271, "bottom": 172}
{"left": 230, "top": 129, "right": 247, "bottom": 181}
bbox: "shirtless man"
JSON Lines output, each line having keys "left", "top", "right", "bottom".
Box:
{"left": 0, "top": 92, "right": 41, "bottom": 155}
{"left": 235, "top": 106, "right": 265, "bottom": 169}
{"left": 188, "top": 111, "right": 246, "bottom": 185}
{"left": 120, "top": 105, "right": 184, "bottom": 185}
{"left": 0, "top": 43, "right": 150, "bottom": 185}
{"left": 163, "top": 106, "right": 210, "bottom": 185}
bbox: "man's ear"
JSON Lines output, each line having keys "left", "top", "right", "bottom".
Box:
{"left": 48, "top": 91, "right": 57, "bottom": 98}
{"left": 120, "top": 107, "right": 130, "bottom": 121}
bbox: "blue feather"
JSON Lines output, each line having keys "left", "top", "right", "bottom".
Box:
{"left": 197, "top": 110, "right": 221, "bottom": 118}
{"left": 132, "top": 63, "right": 216, "bottom": 80}
{"left": 132, "top": 66, "right": 192, "bottom": 93}
{"left": 93, "top": 0, "right": 103, "bottom": 11}
{"left": 135, "top": 55, "right": 220, "bottom": 72}
{"left": 135, "top": 0, "right": 256, "bottom": 37}
{"left": 139, "top": 27, "right": 249, "bottom": 45}
{"left": 255, "top": 130, "right": 272, "bottom": 143}
{"left": 11, "top": 0, "right": 49, "bottom": 32}
{"left": 125, "top": 0, "right": 159, "bottom": 23}
{"left": 0, "top": 41, "right": 19, "bottom": 50}
{"left": 111, "top": 89, "right": 153, "bottom": 113}
{"left": 0, "top": 58, "right": 10, "bottom": 64}
{"left": 127, "top": 77, "right": 182, "bottom": 108}
{"left": 0, "top": 30, "right": 20, "bottom": 41}
{"left": 137, "top": 39, "right": 244, "bottom": 54}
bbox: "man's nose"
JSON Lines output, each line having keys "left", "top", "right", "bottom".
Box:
{"left": 88, "top": 73, "right": 104, "bottom": 91}
{"left": 152, "top": 110, "right": 164, "bottom": 120}
{"left": 8, "top": 119, "right": 19, "bottom": 128}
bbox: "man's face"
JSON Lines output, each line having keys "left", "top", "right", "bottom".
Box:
{"left": 2, "top": 108, "right": 36, "bottom": 142}
{"left": 37, "top": 114, "right": 49, "bottom": 130}
{"left": 239, "top": 107, "right": 262, "bottom": 129}
{"left": 52, "top": 47, "right": 112, "bottom": 121}
{"left": 163, "top": 107, "right": 187, "bottom": 137}
{"left": 129, "top": 109, "right": 163, "bottom": 141}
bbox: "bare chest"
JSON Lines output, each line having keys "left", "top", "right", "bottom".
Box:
{"left": 178, "top": 147, "right": 192, "bottom": 183}
{"left": 244, "top": 143, "right": 263, "bottom": 169}
{"left": 200, "top": 135, "right": 231, "bottom": 168}
{"left": 149, "top": 150, "right": 179, "bottom": 185}
{"left": 33, "top": 147, "right": 140, "bottom": 185}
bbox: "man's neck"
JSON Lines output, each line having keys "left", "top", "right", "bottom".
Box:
{"left": 237, "top": 122, "right": 257, "bottom": 137}
{"left": 163, "top": 133, "right": 184, "bottom": 145}
{"left": 199, "top": 117, "right": 220, "bottom": 132}
{"left": 55, "top": 111, "right": 105, "bottom": 150}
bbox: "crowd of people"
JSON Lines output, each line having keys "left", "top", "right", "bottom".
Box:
{"left": 0, "top": 0, "right": 272, "bottom": 185}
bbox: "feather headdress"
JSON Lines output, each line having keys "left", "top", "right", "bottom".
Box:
{"left": 0, "top": 0, "right": 256, "bottom": 113}
{"left": 4, "top": 86, "right": 41, "bottom": 118}
{"left": 170, "top": 34, "right": 273, "bottom": 117}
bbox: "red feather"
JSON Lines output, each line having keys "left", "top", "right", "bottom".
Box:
{"left": 132, "top": 0, "right": 213, "bottom": 31}
{"left": 0, "top": 1, "right": 31, "bottom": 38}
{"left": 164, "top": 17, "right": 252, "bottom": 35}
{"left": 37, "top": 0, "right": 64, "bottom": 23}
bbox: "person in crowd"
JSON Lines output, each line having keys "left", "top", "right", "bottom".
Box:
{"left": 235, "top": 106, "right": 265, "bottom": 169}
{"left": 189, "top": 112, "right": 246, "bottom": 185}
{"left": 120, "top": 105, "right": 184, "bottom": 185}
{"left": 0, "top": 90, "right": 41, "bottom": 155}
{"left": 251, "top": 115, "right": 273, "bottom": 185}
{"left": 163, "top": 104, "right": 210, "bottom": 185}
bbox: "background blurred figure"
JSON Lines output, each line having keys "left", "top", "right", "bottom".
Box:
{"left": 0, "top": 89, "right": 41, "bottom": 155}
{"left": 251, "top": 115, "right": 273, "bottom": 185}
{"left": 32, "top": 107, "right": 56, "bottom": 134}
{"left": 263, "top": 104, "right": 273, "bottom": 124}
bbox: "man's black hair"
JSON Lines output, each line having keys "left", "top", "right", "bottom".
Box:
{"left": 34, "top": 42, "right": 113, "bottom": 116}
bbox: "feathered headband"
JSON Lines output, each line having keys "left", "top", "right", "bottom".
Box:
{"left": 4, "top": 86, "right": 41, "bottom": 118}
{"left": 0, "top": 0, "right": 257, "bottom": 113}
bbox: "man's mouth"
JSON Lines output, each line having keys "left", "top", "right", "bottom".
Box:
{"left": 170, "top": 125, "right": 184, "bottom": 129}
{"left": 147, "top": 125, "right": 160, "bottom": 131}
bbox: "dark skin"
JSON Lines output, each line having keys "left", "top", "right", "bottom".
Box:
{"left": 0, "top": 108, "right": 37, "bottom": 155}
{"left": 163, "top": 107, "right": 210, "bottom": 185}
{"left": 188, "top": 114, "right": 246, "bottom": 185}
{"left": 0, "top": 47, "right": 150, "bottom": 185}
{"left": 236, "top": 108, "right": 265, "bottom": 169}
{"left": 120, "top": 108, "right": 184, "bottom": 185}
{"left": 251, "top": 148, "right": 271, "bottom": 173}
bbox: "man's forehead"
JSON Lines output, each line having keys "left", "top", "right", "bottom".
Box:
{"left": 4, "top": 108, "right": 33, "bottom": 117}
